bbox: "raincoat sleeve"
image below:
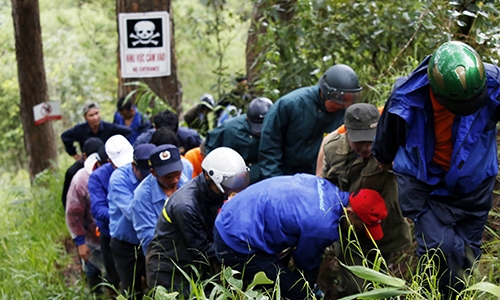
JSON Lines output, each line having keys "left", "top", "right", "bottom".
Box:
{"left": 258, "top": 101, "right": 289, "bottom": 178}
{"left": 372, "top": 97, "right": 407, "bottom": 165}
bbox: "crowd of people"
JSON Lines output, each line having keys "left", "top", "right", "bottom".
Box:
{"left": 62, "top": 41, "right": 500, "bottom": 300}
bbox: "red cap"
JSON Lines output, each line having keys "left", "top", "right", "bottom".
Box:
{"left": 349, "top": 189, "right": 388, "bottom": 240}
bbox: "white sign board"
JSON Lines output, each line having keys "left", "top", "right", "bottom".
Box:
{"left": 119, "top": 11, "right": 171, "bottom": 78}
{"left": 33, "top": 101, "right": 62, "bottom": 126}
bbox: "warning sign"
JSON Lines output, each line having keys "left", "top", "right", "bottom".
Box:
{"left": 119, "top": 11, "right": 171, "bottom": 78}
{"left": 33, "top": 101, "right": 62, "bottom": 126}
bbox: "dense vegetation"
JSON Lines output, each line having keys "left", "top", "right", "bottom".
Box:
{"left": 1, "top": 0, "right": 500, "bottom": 299}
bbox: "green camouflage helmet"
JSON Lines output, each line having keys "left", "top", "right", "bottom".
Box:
{"left": 428, "top": 41, "right": 487, "bottom": 115}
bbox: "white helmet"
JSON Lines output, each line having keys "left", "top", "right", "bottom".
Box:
{"left": 199, "top": 93, "right": 215, "bottom": 108}
{"left": 202, "top": 147, "right": 250, "bottom": 194}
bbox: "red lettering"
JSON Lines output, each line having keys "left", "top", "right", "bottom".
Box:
{"left": 146, "top": 54, "right": 155, "bottom": 62}
{"left": 137, "top": 54, "right": 145, "bottom": 62}
{"left": 126, "top": 54, "right": 135, "bottom": 62}
{"left": 158, "top": 53, "right": 165, "bottom": 61}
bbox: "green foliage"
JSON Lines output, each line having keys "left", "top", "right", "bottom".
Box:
{"left": 478, "top": 203, "right": 500, "bottom": 295}
{"left": 173, "top": 0, "right": 251, "bottom": 108}
{"left": 0, "top": 2, "right": 26, "bottom": 171}
{"left": 39, "top": 0, "right": 117, "bottom": 123}
{"left": 0, "top": 169, "right": 87, "bottom": 299}
{"left": 0, "top": 0, "right": 118, "bottom": 169}
{"left": 339, "top": 263, "right": 406, "bottom": 288}
{"left": 0, "top": 78, "right": 26, "bottom": 172}
{"left": 326, "top": 205, "right": 500, "bottom": 300}
{"left": 145, "top": 286, "right": 178, "bottom": 300}
{"left": 252, "top": 0, "right": 500, "bottom": 104}
{"left": 2, "top": 0, "right": 500, "bottom": 298}
{"left": 125, "top": 81, "right": 176, "bottom": 118}
{"left": 464, "top": 282, "right": 500, "bottom": 297}
{"left": 145, "top": 266, "right": 281, "bottom": 299}
{"left": 336, "top": 248, "right": 500, "bottom": 300}
{"left": 1, "top": 0, "right": 250, "bottom": 169}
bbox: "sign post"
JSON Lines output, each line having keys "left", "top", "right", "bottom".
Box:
{"left": 118, "top": 11, "right": 171, "bottom": 78}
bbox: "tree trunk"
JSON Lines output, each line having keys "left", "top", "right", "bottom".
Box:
{"left": 117, "top": 0, "right": 183, "bottom": 115}
{"left": 246, "top": 1, "right": 267, "bottom": 86}
{"left": 246, "top": 0, "right": 297, "bottom": 88}
{"left": 11, "top": 0, "right": 58, "bottom": 181}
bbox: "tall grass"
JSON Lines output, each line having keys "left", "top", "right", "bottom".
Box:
{"left": 0, "top": 169, "right": 87, "bottom": 299}
{"left": 335, "top": 204, "right": 500, "bottom": 300}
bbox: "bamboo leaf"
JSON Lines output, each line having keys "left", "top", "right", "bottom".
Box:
{"left": 339, "top": 262, "right": 406, "bottom": 287}
{"left": 463, "top": 282, "right": 500, "bottom": 297}
{"left": 462, "top": 10, "right": 477, "bottom": 18}
{"left": 338, "top": 287, "right": 412, "bottom": 300}
{"left": 124, "top": 81, "right": 142, "bottom": 87}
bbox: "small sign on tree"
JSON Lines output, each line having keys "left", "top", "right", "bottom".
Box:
{"left": 33, "top": 101, "right": 62, "bottom": 126}
{"left": 119, "top": 11, "right": 171, "bottom": 78}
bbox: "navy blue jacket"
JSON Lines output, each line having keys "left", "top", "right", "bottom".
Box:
{"left": 133, "top": 127, "right": 202, "bottom": 154}
{"left": 61, "top": 121, "right": 131, "bottom": 156}
{"left": 113, "top": 107, "right": 152, "bottom": 144}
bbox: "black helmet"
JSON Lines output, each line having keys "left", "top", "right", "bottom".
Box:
{"left": 246, "top": 97, "right": 273, "bottom": 134}
{"left": 319, "top": 64, "right": 362, "bottom": 108}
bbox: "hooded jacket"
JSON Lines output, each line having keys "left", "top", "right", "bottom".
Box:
{"left": 372, "top": 56, "right": 500, "bottom": 196}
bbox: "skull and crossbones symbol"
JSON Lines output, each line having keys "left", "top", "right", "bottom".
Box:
{"left": 130, "top": 21, "right": 160, "bottom": 46}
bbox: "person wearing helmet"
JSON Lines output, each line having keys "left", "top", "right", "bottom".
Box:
{"left": 259, "top": 64, "right": 362, "bottom": 178}
{"left": 145, "top": 147, "right": 250, "bottom": 297}
{"left": 205, "top": 97, "right": 273, "bottom": 184}
{"left": 372, "top": 41, "right": 500, "bottom": 298}
{"left": 184, "top": 93, "right": 216, "bottom": 135}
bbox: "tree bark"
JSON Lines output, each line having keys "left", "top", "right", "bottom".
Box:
{"left": 11, "top": 0, "right": 58, "bottom": 181}
{"left": 117, "top": 0, "right": 182, "bottom": 115}
{"left": 246, "top": 1, "right": 267, "bottom": 86}
{"left": 246, "top": 0, "right": 297, "bottom": 88}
